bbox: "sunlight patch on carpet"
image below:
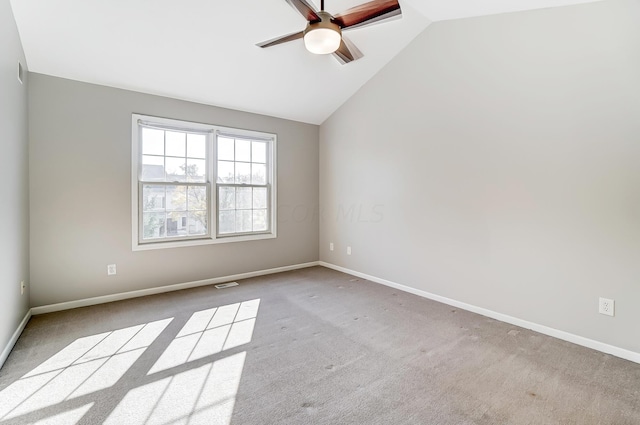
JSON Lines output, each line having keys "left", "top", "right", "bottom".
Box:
{"left": 104, "top": 352, "right": 246, "bottom": 425}
{"left": 0, "top": 298, "right": 260, "bottom": 424}
{"left": 148, "top": 299, "right": 259, "bottom": 374}
{"left": 0, "top": 318, "right": 172, "bottom": 422}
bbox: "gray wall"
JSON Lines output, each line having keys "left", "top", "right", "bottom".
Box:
{"left": 320, "top": 0, "right": 640, "bottom": 353}
{"left": 0, "top": 0, "right": 29, "bottom": 357}
{"left": 29, "top": 74, "right": 319, "bottom": 307}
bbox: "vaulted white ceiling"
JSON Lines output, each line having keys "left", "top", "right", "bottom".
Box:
{"left": 10, "top": 0, "right": 600, "bottom": 124}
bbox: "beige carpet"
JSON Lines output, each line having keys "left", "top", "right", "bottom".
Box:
{"left": 1, "top": 266, "right": 639, "bottom": 424}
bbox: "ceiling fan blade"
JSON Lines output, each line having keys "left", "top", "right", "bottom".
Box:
{"left": 257, "top": 31, "right": 304, "bottom": 48}
{"left": 284, "top": 0, "right": 320, "bottom": 22}
{"left": 333, "top": 0, "right": 401, "bottom": 30}
{"left": 332, "top": 38, "right": 363, "bottom": 65}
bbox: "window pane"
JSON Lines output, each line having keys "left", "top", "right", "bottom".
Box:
{"left": 187, "top": 159, "right": 206, "bottom": 182}
{"left": 143, "top": 212, "right": 166, "bottom": 239}
{"left": 237, "top": 187, "right": 252, "bottom": 209}
{"left": 166, "top": 131, "right": 186, "bottom": 157}
{"left": 219, "top": 187, "right": 235, "bottom": 211}
{"left": 218, "top": 137, "right": 234, "bottom": 161}
{"left": 252, "top": 141, "right": 266, "bottom": 164}
{"left": 253, "top": 187, "right": 267, "bottom": 209}
{"left": 235, "top": 162, "right": 251, "bottom": 184}
{"left": 188, "top": 186, "right": 207, "bottom": 211}
{"left": 219, "top": 210, "right": 235, "bottom": 234}
{"left": 236, "top": 139, "right": 251, "bottom": 162}
{"left": 142, "top": 128, "right": 164, "bottom": 155}
{"left": 166, "top": 157, "right": 186, "bottom": 182}
{"left": 142, "top": 155, "right": 165, "bottom": 181}
{"left": 236, "top": 210, "right": 252, "bottom": 233}
{"left": 188, "top": 211, "right": 208, "bottom": 236}
{"left": 187, "top": 134, "right": 206, "bottom": 159}
{"left": 142, "top": 185, "right": 165, "bottom": 211}
{"left": 251, "top": 163, "right": 266, "bottom": 185}
{"left": 167, "top": 212, "right": 187, "bottom": 237}
{"left": 166, "top": 185, "right": 186, "bottom": 211}
{"left": 217, "top": 161, "right": 234, "bottom": 183}
{"left": 253, "top": 209, "right": 268, "bottom": 232}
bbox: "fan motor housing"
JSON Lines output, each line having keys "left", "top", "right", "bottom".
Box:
{"left": 304, "top": 11, "right": 342, "bottom": 37}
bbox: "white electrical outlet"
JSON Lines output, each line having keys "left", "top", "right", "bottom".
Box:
{"left": 107, "top": 264, "right": 117, "bottom": 276}
{"left": 599, "top": 297, "right": 614, "bottom": 317}
{"left": 329, "top": 242, "right": 334, "bottom": 251}
{"left": 20, "top": 281, "right": 25, "bottom": 295}
{"left": 347, "top": 246, "right": 352, "bottom": 255}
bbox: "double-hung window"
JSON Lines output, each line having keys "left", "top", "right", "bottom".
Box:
{"left": 132, "top": 114, "right": 276, "bottom": 250}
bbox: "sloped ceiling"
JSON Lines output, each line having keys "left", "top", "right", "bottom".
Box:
{"left": 10, "top": 0, "right": 600, "bottom": 124}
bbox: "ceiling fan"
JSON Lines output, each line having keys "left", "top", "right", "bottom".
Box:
{"left": 257, "top": 0, "right": 402, "bottom": 64}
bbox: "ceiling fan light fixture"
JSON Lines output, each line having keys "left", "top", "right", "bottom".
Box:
{"left": 257, "top": 0, "right": 402, "bottom": 64}
{"left": 303, "top": 14, "right": 341, "bottom": 55}
{"left": 304, "top": 28, "right": 341, "bottom": 54}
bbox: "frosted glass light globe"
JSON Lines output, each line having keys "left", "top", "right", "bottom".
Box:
{"left": 304, "top": 28, "right": 341, "bottom": 54}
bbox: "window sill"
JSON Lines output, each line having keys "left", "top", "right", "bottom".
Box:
{"left": 132, "top": 232, "right": 276, "bottom": 251}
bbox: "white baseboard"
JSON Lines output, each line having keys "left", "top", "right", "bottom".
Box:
{"left": 32, "top": 261, "right": 320, "bottom": 315}
{"left": 18, "top": 260, "right": 640, "bottom": 367}
{"left": 1, "top": 309, "right": 32, "bottom": 370}
{"left": 319, "top": 261, "right": 640, "bottom": 365}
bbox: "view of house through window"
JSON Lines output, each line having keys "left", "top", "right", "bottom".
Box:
{"left": 141, "top": 127, "right": 209, "bottom": 240}
{"left": 132, "top": 114, "right": 276, "bottom": 250}
{"left": 217, "top": 136, "right": 269, "bottom": 235}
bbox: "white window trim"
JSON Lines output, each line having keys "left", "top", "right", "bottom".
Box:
{"left": 131, "top": 114, "right": 277, "bottom": 251}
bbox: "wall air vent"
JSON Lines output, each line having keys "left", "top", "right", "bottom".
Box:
{"left": 215, "top": 282, "right": 239, "bottom": 289}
